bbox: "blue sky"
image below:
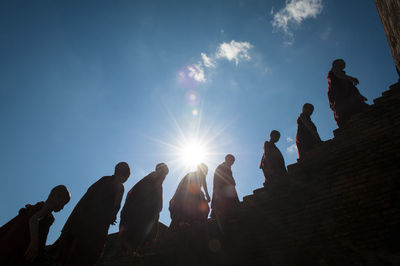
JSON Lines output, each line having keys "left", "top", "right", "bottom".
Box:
{"left": 0, "top": 0, "right": 397, "bottom": 244}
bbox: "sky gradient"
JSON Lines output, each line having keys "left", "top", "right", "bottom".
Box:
{"left": 0, "top": 0, "right": 398, "bottom": 244}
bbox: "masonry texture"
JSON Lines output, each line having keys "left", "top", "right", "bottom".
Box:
{"left": 98, "top": 83, "right": 400, "bottom": 266}
{"left": 375, "top": 0, "right": 400, "bottom": 76}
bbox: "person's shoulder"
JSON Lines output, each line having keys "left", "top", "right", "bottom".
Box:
{"left": 217, "top": 163, "right": 225, "bottom": 169}
{"left": 264, "top": 140, "right": 272, "bottom": 147}
{"left": 298, "top": 113, "right": 307, "bottom": 120}
{"left": 143, "top": 171, "right": 156, "bottom": 181}
{"left": 18, "top": 201, "right": 45, "bottom": 216}
{"left": 214, "top": 164, "right": 223, "bottom": 173}
{"left": 98, "top": 175, "right": 122, "bottom": 191}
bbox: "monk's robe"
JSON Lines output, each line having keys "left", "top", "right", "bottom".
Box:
{"left": 260, "top": 141, "right": 287, "bottom": 184}
{"left": 0, "top": 202, "right": 54, "bottom": 266}
{"left": 119, "top": 171, "right": 165, "bottom": 252}
{"left": 210, "top": 163, "right": 239, "bottom": 218}
{"left": 327, "top": 70, "right": 369, "bottom": 127}
{"left": 296, "top": 113, "right": 321, "bottom": 159}
{"left": 169, "top": 172, "right": 209, "bottom": 229}
{"left": 50, "top": 176, "right": 123, "bottom": 266}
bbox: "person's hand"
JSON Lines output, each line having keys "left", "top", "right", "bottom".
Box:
{"left": 25, "top": 243, "right": 38, "bottom": 262}
{"left": 206, "top": 196, "right": 211, "bottom": 203}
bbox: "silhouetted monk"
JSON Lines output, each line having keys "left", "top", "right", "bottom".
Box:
{"left": 51, "top": 162, "right": 130, "bottom": 266}
{"left": 328, "top": 59, "right": 369, "bottom": 127}
{"left": 169, "top": 163, "right": 210, "bottom": 230}
{"left": 0, "top": 185, "right": 70, "bottom": 265}
{"left": 210, "top": 154, "right": 239, "bottom": 219}
{"left": 296, "top": 103, "right": 322, "bottom": 159}
{"left": 260, "top": 130, "right": 287, "bottom": 186}
{"left": 119, "top": 163, "right": 169, "bottom": 254}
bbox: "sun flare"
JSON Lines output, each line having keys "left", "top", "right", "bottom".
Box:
{"left": 179, "top": 141, "right": 207, "bottom": 170}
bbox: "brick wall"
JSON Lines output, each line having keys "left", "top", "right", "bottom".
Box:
{"left": 222, "top": 83, "right": 400, "bottom": 266}
{"left": 375, "top": 0, "right": 400, "bottom": 76}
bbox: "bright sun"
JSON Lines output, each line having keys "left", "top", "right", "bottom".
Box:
{"left": 179, "top": 141, "right": 207, "bottom": 170}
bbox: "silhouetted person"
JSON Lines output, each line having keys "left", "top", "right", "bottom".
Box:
{"left": 328, "top": 59, "right": 369, "bottom": 127}
{"left": 0, "top": 185, "right": 70, "bottom": 266}
{"left": 169, "top": 163, "right": 210, "bottom": 230}
{"left": 210, "top": 154, "right": 239, "bottom": 219}
{"left": 296, "top": 103, "right": 322, "bottom": 159}
{"left": 50, "top": 162, "right": 130, "bottom": 266}
{"left": 119, "top": 163, "right": 169, "bottom": 254}
{"left": 260, "top": 130, "right": 287, "bottom": 186}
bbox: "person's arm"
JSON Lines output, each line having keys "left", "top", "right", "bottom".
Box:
{"left": 201, "top": 176, "right": 211, "bottom": 202}
{"left": 346, "top": 74, "right": 359, "bottom": 85}
{"left": 111, "top": 184, "right": 124, "bottom": 225}
{"left": 332, "top": 68, "right": 359, "bottom": 85}
{"left": 25, "top": 204, "right": 51, "bottom": 262}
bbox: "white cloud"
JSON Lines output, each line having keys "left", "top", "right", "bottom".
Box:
{"left": 181, "top": 40, "right": 254, "bottom": 84}
{"left": 201, "top": 53, "right": 216, "bottom": 68}
{"left": 286, "top": 143, "right": 298, "bottom": 154}
{"left": 286, "top": 137, "right": 294, "bottom": 142}
{"left": 216, "top": 40, "right": 253, "bottom": 65}
{"left": 272, "top": 0, "right": 323, "bottom": 45}
{"left": 187, "top": 63, "right": 205, "bottom": 83}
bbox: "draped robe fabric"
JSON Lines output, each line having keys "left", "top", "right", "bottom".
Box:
{"left": 50, "top": 175, "right": 123, "bottom": 266}
{"left": 210, "top": 163, "right": 239, "bottom": 218}
{"left": 327, "top": 70, "right": 369, "bottom": 127}
{"left": 296, "top": 113, "right": 321, "bottom": 159}
{"left": 169, "top": 172, "right": 209, "bottom": 229}
{"left": 0, "top": 202, "right": 54, "bottom": 266}
{"left": 260, "top": 141, "right": 287, "bottom": 183}
{"left": 119, "top": 171, "right": 164, "bottom": 251}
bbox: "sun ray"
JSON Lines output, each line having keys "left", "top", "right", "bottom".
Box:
{"left": 139, "top": 99, "right": 236, "bottom": 178}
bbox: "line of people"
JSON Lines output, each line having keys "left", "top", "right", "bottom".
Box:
{"left": 0, "top": 158, "right": 241, "bottom": 265}
{"left": 259, "top": 59, "right": 369, "bottom": 186}
{"left": 0, "top": 58, "right": 369, "bottom": 265}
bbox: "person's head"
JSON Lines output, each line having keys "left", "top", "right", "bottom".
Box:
{"left": 332, "top": 59, "right": 346, "bottom": 70}
{"left": 46, "top": 185, "right": 70, "bottom": 212}
{"left": 114, "top": 162, "right": 130, "bottom": 183}
{"left": 302, "top": 103, "right": 314, "bottom": 116}
{"left": 225, "top": 154, "right": 235, "bottom": 166}
{"left": 155, "top": 163, "right": 169, "bottom": 176}
{"left": 270, "top": 130, "right": 281, "bottom": 143}
{"left": 197, "top": 163, "right": 208, "bottom": 177}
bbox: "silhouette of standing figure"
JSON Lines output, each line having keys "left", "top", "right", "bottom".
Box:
{"left": 211, "top": 154, "right": 239, "bottom": 219}
{"left": 169, "top": 163, "right": 210, "bottom": 230}
{"left": 0, "top": 185, "right": 70, "bottom": 266}
{"left": 296, "top": 103, "right": 322, "bottom": 159}
{"left": 260, "top": 130, "right": 287, "bottom": 186}
{"left": 119, "top": 163, "right": 169, "bottom": 255}
{"left": 50, "top": 162, "right": 130, "bottom": 266}
{"left": 328, "top": 59, "right": 369, "bottom": 127}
